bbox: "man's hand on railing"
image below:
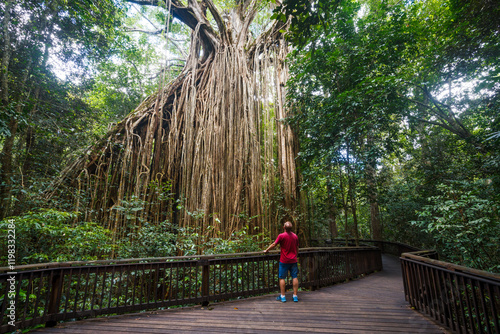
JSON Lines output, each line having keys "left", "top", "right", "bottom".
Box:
{"left": 263, "top": 241, "right": 277, "bottom": 254}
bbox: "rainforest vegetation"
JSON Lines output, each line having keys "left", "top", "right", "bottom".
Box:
{"left": 0, "top": 0, "right": 499, "bottom": 273}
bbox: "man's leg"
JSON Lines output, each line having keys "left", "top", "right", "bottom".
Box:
{"left": 277, "top": 262, "right": 287, "bottom": 301}
{"left": 292, "top": 277, "right": 299, "bottom": 295}
{"left": 280, "top": 278, "right": 286, "bottom": 296}
{"left": 290, "top": 263, "right": 299, "bottom": 301}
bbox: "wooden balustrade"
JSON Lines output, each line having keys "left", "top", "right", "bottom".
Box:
{"left": 3, "top": 240, "right": 498, "bottom": 334}
{"left": 401, "top": 251, "right": 500, "bottom": 334}
{"left": 323, "top": 239, "right": 500, "bottom": 333}
{"left": 0, "top": 247, "right": 381, "bottom": 333}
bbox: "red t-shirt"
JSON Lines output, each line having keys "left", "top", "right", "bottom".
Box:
{"left": 275, "top": 231, "right": 299, "bottom": 264}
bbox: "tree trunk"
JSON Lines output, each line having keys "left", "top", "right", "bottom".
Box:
{"left": 348, "top": 175, "right": 359, "bottom": 246}
{"left": 13, "top": 88, "right": 40, "bottom": 215}
{"left": 365, "top": 147, "right": 382, "bottom": 240}
{"left": 366, "top": 175, "right": 381, "bottom": 240}
{"left": 338, "top": 163, "right": 349, "bottom": 245}
{"left": 0, "top": 0, "right": 15, "bottom": 218}
{"left": 14, "top": 38, "right": 50, "bottom": 215}
{"left": 326, "top": 171, "right": 338, "bottom": 239}
{"left": 0, "top": 118, "right": 18, "bottom": 218}
{"left": 346, "top": 145, "right": 359, "bottom": 246}
{"left": 328, "top": 198, "right": 338, "bottom": 242}
{"left": 0, "top": 0, "right": 13, "bottom": 104}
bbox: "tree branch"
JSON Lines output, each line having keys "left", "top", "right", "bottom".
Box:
{"left": 248, "top": 12, "right": 288, "bottom": 53}
{"left": 126, "top": 0, "right": 201, "bottom": 34}
{"left": 205, "top": 0, "right": 228, "bottom": 42}
{"left": 418, "top": 85, "right": 454, "bottom": 119}
{"left": 421, "top": 86, "right": 471, "bottom": 138}
{"left": 124, "top": 27, "right": 189, "bottom": 59}
{"left": 408, "top": 84, "right": 449, "bottom": 119}
{"left": 399, "top": 92, "right": 455, "bottom": 126}
{"left": 125, "top": 27, "right": 163, "bottom": 34}
{"left": 236, "top": 0, "right": 259, "bottom": 47}
{"left": 410, "top": 85, "right": 472, "bottom": 139}
{"left": 132, "top": 4, "right": 159, "bottom": 30}
{"left": 166, "top": 58, "right": 187, "bottom": 63}
{"left": 407, "top": 115, "right": 460, "bottom": 134}
{"left": 399, "top": 92, "right": 472, "bottom": 139}
{"left": 240, "top": 0, "right": 262, "bottom": 17}
{"left": 126, "top": 60, "right": 144, "bottom": 93}
{"left": 150, "top": 62, "right": 186, "bottom": 79}
{"left": 126, "top": 0, "right": 220, "bottom": 54}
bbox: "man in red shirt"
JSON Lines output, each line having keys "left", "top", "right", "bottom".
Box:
{"left": 263, "top": 221, "right": 299, "bottom": 302}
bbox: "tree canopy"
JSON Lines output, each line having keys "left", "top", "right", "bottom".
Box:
{"left": 284, "top": 0, "right": 499, "bottom": 271}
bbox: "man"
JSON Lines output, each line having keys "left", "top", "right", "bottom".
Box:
{"left": 263, "top": 221, "right": 299, "bottom": 302}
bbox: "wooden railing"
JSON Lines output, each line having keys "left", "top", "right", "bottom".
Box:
{"left": 336, "top": 239, "right": 421, "bottom": 256}
{"left": 0, "top": 247, "right": 381, "bottom": 333}
{"left": 401, "top": 251, "right": 500, "bottom": 334}
{"left": 334, "top": 239, "right": 500, "bottom": 333}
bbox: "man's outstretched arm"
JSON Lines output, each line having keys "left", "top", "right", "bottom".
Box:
{"left": 263, "top": 241, "right": 277, "bottom": 253}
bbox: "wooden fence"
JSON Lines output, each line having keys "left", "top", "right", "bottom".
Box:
{"left": 401, "top": 251, "right": 500, "bottom": 334}
{"left": 0, "top": 247, "right": 382, "bottom": 333}
{"left": 321, "top": 239, "right": 500, "bottom": 333}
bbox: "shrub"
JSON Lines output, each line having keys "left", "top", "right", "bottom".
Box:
{"left": 0, "top": 209, "right": 113, "bottom": 264}
{"left": 412, "top": 181, "right": 500, "bottom": 272}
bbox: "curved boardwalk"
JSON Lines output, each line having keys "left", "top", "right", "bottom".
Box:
{"left": 33, "top": 255, "right": 449, "bottom": 334}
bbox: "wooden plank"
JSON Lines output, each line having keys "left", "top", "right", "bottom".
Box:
{"left": 33, "top": 255, "right": 450, "bottom": 334}
{"left": 86, "top": 318, "right": 444, "bottom": 332}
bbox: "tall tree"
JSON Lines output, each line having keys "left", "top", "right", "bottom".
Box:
{"left": 49, "top": 0, "right": 304, "bottom": 246}
{"left": 0, "top": 0, "right": 16, "bottom": 217}
{"left": 287, "top": 0, "right": 405, "bottom": 241}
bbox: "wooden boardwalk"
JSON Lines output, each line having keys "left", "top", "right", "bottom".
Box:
{"left": 33, "top": 255, "right": 449, "bottom": 333}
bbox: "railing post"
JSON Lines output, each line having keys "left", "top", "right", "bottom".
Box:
{"left": 308, "top": 252, "right": 319, "bottom": 291}
{"left": 46, "top": 269, "right": 62, "bottom": 327}
{"left": 346, "top": 251, "right": 352, "bottom": 277}
{"left": 199, "top": 259, "right": 210, "bottom": 306}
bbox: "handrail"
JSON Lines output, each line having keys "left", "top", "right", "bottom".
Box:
{"left": 401, "top": 250, "right": 500, "bottom": 334}
{"left": 0, "top": 247, "right": 362, "bottom": 272}
{"left": 0, "top": 246, "right": 382, "bottom": 333}
{"left": 331, "top": 238, "right": 421, "bottom": 256}
{"left": 402, "top": 252, "right": 500, "bottom": 282}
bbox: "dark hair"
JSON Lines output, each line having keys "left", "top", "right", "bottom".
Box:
{"left": 284, "top": 221, "right": 293, "bottom": 232}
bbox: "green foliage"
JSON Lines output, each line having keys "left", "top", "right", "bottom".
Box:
{"left": 275, "top": 0, "right": 342, "bottom": 48}
{"left": 1, "top": 208, "right": 271, "bottom": 264}
{"left": 0, "top": 0, "right": 127, "bottom": 218}
{"left": 287, "top": 0, "right": 410, "bottom": 244}
{"left": 0, "top": 209, "right": 113, "bottom": 264}
{"left": 380, "top": 175, "right": 433, "bottom": 247}
{"left": 113, "top": 195, "right": 148, "bottom": 223}
{"left": 288, "top": 0, "right": 500, "bottom": 155}
{"left": 83, "top": 33, "right": 168, "bottom": 136}
{"left": 412, "top": 181, "right": 500, "bottom": 272}
{"left": 115, "top": 220, "right": 177, "bottom": 258}
{"left": 203, "top": 225, "right": 271, "bottom": 255}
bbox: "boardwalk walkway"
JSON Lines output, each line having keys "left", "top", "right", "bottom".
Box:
{"left": 34, "top": 255, "right": 449, "bottom": 333}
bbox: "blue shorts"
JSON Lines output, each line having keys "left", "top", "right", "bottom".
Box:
{"left": 279, "top": 262, "right": 298, "bottom": 279}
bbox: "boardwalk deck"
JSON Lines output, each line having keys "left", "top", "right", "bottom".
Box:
{"left": 33, "top": 255, "right": 449, "bottom": 333}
